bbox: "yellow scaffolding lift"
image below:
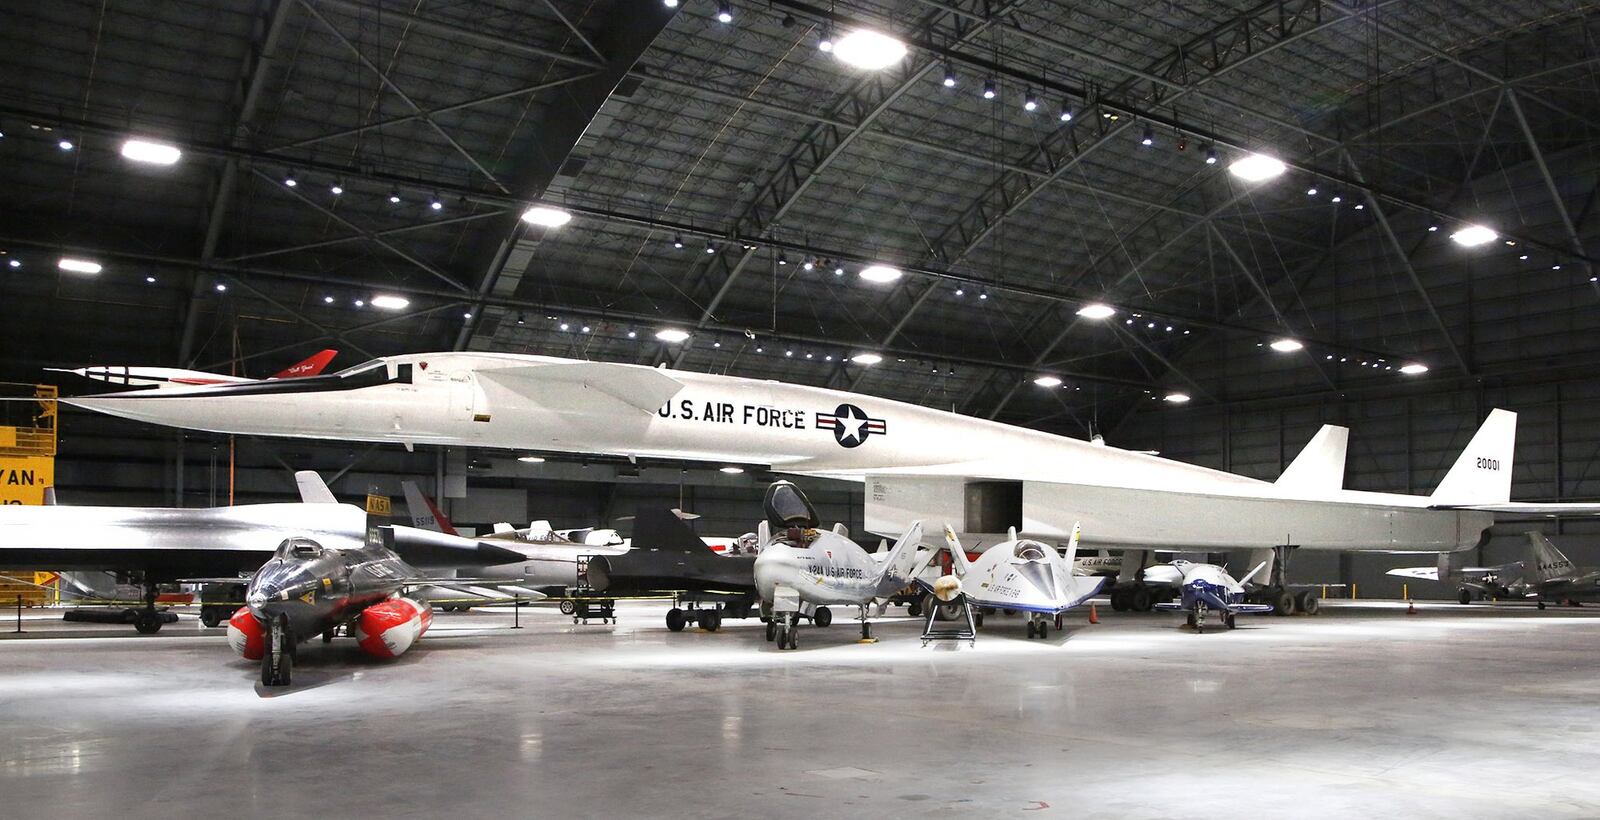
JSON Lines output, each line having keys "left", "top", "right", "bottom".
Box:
{"left": 0, "top": 384, "right": 59, "bottom": 606}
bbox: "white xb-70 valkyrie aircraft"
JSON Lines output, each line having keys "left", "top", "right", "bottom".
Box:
{"left": 62, "top": 352, "right": 1600, "bottom": 560}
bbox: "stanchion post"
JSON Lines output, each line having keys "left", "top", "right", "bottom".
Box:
{"left": 512, "top": 594, "right": 522, "bottom": 629}
{"left": 14, "top": 593, "right": 22, "bottom": 634}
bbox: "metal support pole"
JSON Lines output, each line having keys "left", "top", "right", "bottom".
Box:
{"left": 512, "top": 595, "right": 522, "bottom": 629}
{"left": 14, "top": 594, "right": 22, "bottom": 634}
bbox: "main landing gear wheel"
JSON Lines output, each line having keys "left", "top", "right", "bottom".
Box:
{"left": 765, "top": 621, "right": 777, "bottom": 642}
{"left": 134, "top": 609, "right": 164, "bottom": 634}
{"left": 665, "top": 608, "right": 687, "bottom": 632}
{"left": 1537, "top": 601, "right": 1547, "bottom": 610}
{"left": 701, "top": 610, "right": 722, "bottom": 632}
{"left": 1224, "top": 612, "right": 1237, "bottom": 630}
{"left": 814, "top": 606, "right": 832, "bottom": 628}
{"left": 1026, "top": 620, "right": 1038, "bottom": 639}
{"left": 906, "top": 599, "right": 923, "bottom": 617}
{"left": 1296, "top": 591, "right": 1321, "bottom": 615}
{"left": 559, "top": 599, "right": 577, "bottom": 616}
{"left": 1109, "top": 591, "right": 1127, "bottom": 612}
{"left": 1457, "top": 588, "right": 1473, "bottom": 605}
{"left": 199, "top": 607, "right": 225, "bottom": 629}
{"left": 1272, "top": 589, "right": 1296, "bottom": 616}
{"left": 1129, "top": 587, "right": 1153, "bottom": 613}
{"left": 261, "top": 615, "right": 293, "bottom": 687}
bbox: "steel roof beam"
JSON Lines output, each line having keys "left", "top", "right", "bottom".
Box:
{"left": 308, "top": 0, "right": 605, "bottom": 69}
{"left": 1505, "top": 89, "right": 1592, "bottom": 277}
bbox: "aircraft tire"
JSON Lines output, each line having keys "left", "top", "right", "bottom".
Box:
{"left": 973, "top": 611, "right": 984, "bottom": 628}
{"left": 1054, "top": 613, "right": 1064, "bottom": 630}
{"left": 134, "top": 610, "right": 163, "bottom": 634}
{"left": 1037, "top": 619, "right": 1049, "bottom": 638}
{"left": 1224, "top": 612, "right": 1237, "bottom": 629}
{"left": 1296, "top": 591, "right": 1321, "bottom": 615}
{"left": 1129, "top": 587, "right": 1152, "bottom": 613}
{"left": 1537, "top": 601, "right": 1547, "bottom": 610}
{"left": 1026, "top": 621, "right": 1037, "bottom": 639}
{"left": 1109, "top": 591, "right": 1128, "bottom": 612}
{"left": 765, "top": 621, "right": 776, "bottom": 642}
{"left": 1457, "top": 588, "right": 1472, "bottom": 605}
{"left": 814, "top": 607, "right": 832, "bottom": 628}
{"left": 1185, "top": 612, "right": 1197, "bottom": 630}
{"left": 907, "top": 600, "right": 923, "bottom": 617}
{"left": 702, "top": 610, "right": 721, "bottom": 632}
{"left": 1272, "top": 589, "right": 1295, "bottom": 616}
{"left": 199, "top": 607, "right": 225, "bottom": 629}
{"left": 559, "top": 600, "right": 577, "bottom": 616}
{"left": 665, "top": 608, "right": 687, "bottom": 632}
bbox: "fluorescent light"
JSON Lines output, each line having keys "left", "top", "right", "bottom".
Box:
{"left": 370, "top": 295, "right": 409, "bottom": 310}
{"left": 719, "top": 466, "right": 744, "bottom": 474}
{"left": 1228, "top": 153, "right": 1286, "bottom": 182}
{"left": 1076, "top": 303, "right": 1116, "bottom": 320}
{"left": 655, "top": 328, "right": 690, "bottom": 343}
{"left": 517, "top": 455, "right": 546, "bottom": 463}
{"left": 1399, "top": 363, "right": 1429, "bottom": 375}
{"left": 1269, "top": 338, "right": 1303, "bottom": 353}
{"left": 1450, "top": 225, "right": 1497, "bottom": 247}
{"left": 57, "top": 257, "right": 102, "bottom": 274}
{"left": 120, "top": 139, "right": 181, "bottom": 165}
{"left": 829, "top": 29, "right": 906, "bottom": 69}
{"left": 850, "top": 352, "right": 882, "bottom": 365}
{"left": 859, "top": 264, "right": 902, "bottom": 283}
{"left": 1032, "top": 375, "right": 1062, "bottom": 388}
{"left": 521, "top": 206, "right": 572, "bottom": 227}
{"left": 1163, "top": 392, "right": 1191, "bottom": 404}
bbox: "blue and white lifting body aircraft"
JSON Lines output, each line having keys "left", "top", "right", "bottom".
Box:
{"left": 752, "top": 481, "right": 925, "bottom": 650}
{"left": 1145, "top": 560, "right": 1275, "bottom": 632}
{"left": 936, "top": 523, "right": 1105, "bottom": 639}
{"left": 61, "top": 352, "right": 1600, "bottom": 571}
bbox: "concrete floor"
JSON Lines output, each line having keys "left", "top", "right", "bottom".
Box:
{"left": 3, "top": 600, "right": 1599, "bottom": 818}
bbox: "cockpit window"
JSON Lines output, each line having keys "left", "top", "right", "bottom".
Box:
{"left": 763, "top": 481, "right": 819, "bottom": 529}
{"left": 275, "top": 538, "right": 325, "bottom": 559}
{"left": 1015, "top": 541, "right": 1048, "bottom": 561}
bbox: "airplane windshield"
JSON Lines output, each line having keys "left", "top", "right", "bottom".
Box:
{"left": 275, "top": 538, "right": 325, "bottom": 559}
{"left": 332, "top": 359, "right": 384, "bottom": 377}
{"left": 763, "top": 481, "right": 818, "bottom": 529}
{"left": 1015, "top": 541, "right": 1048, "bottom": 561}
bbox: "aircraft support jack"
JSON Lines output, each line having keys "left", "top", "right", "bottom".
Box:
{"left": 856, "top": 605, "right": 876, "bottom": 643}
{"left": 921, "top": 593, "right": 977, "bottom": 646}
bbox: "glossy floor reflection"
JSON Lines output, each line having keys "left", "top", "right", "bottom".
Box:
{"left": 3, "top": 600, "right": 1599, "bottom": 818}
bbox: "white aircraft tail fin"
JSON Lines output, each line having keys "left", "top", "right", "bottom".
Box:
{"left": 1526, "top": 531, "right": 1575, "bottom": 582}
{"left": 492, "top": 523, "right": 515, "bottom": 535}
{"left": 832, "top": 522, "right": 849, "bottom": 538}
{"left": 401, "top": 480, "right": 458, "bottom": 535}
{"left": 1431, "top": 409, "right": 1516, "bottom": 505}
{"left": 877, "top": 521, "right": 926, "bottom": 586}
{"left": 1007, "top": 526, "right": 1018, "bottom": 542}
{"left": 1238, "top": 560, "right": 1270, "bottom": 586}
{"left": 294, "top": 471, "right": 338, "bottom": 504}
{"left": 1276, "top": 425, "right": 1349, "bottom": 494}
{"left": 942, "top": 523, "right": 971, "bottom": 575}
{"left": 1061, "top": 522, "right": 1082, "bottom": 571}
{"left": 528, "top": 520, "right": 554, "bottom": 540}
{"left": 757, "top": 519, "right": 773, "bottom": 549}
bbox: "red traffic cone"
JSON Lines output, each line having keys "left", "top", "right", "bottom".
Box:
{"left": 1407, "top": 600, "right": 1417, "bottom": 615}
{"left": 1088, "top": 603, "right": 1100, "bottom": 624}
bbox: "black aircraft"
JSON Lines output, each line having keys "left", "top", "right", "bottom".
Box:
{"left": 582, "top": 507, "right": 759, "bottom": 632}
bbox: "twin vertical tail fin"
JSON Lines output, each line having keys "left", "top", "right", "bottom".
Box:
{"left": 877, "top": 521, "right": 927, "bottom": 588}
{"left": 1431, "top": 409, "right": 1517, "bottom": 505}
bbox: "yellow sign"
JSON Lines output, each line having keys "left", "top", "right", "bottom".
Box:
{"left": 365, "top": 494, "right": 392, "bottom": 516}
{"left": 299, "top": 590, "right": 316, "bottom": 604}
{"left": 0, "top": 456, "right": 54, "bottom": 506}
{"left": 33, "top": 572, "right": 59, "bottom": 587}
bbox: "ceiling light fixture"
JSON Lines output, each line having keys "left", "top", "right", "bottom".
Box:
{"left": 672, "top": 234, "right": 684, "bottom": 249}
{"left": 817, "top": 24, "right": 833, "bottom": 53}
{"left": 58, "top": 139, "right": 74, "bottom": 151}
{"left": 57, "top": 257, "right": 102, "bottom": 274}
{"left": 1033, "top": 375, "right": 1063, "bottom": 388}
{"left": 283, "top": 172, "right": 297, "bottom": 187}
{"left": 388, "top": 190, "right": 402, "bottom": 204}
{"left": 705, "top": 242, "right": 716, "bottom": 254}
{"left": 1228, "top": 152, "right": 1286, "bottom": 182}
{"left": 1269, "top": 338, "right": 1303, "bottom": 352}
{"left": 715, "top": 1, "right": 732, "bottom": 23}
{"left": 982, "top": 79, "right": 996, "bottom": 100}
{"left": 120, "top": 138, "right": 181, "bottom": 165}
{"left": 1075, "top": 303, "right": 1116, "bottom": 320}
{"left": 832, "top": 29, "right": 908, "bottom": 69}
{"left": 517, "top": 455, "right": 546, "bottom": 463}
{"left": 429, "top": 194, "right": 443, "bottom": 211}
{"left": 1204, "top": 145, "right": 1217, "bottom": 165}
{"left": 1023, "top": 89, "right": 1038, "bottom": 112}
{"left": 1306, "top": 187, "right": 1318, "bottom": 196}
{"left": 521, "top": 206, "right": 572, "bottom": 227}
{"left": 1399, "top": 363, "right": 1428, "bottom": 375}
{"left": 655, "top": 328, "right": 691, "bottom": 343}
{"left": 330, "top": 181, "right": 344, "bottom": 195}
{"left": 370, "top": 295, "right": 409, "bottom": 310}
{"left": 942, "top": 63, "right": 956, "bottom": 87}
{"left": 1140, "top": 125, "right": 1153, "bottom": 146}
{"left": 719, "top": 466, "right": 744, "bottom": 474}
{"left": 850, "top": 352, "right": 882, "bottom": 365}
{"left": 859, "top": 264, "right": 902, "bottom": 283}
{"left": 1330, "top": 195, "right": 1342, "bottom": 203}
{"left": 1450, "top": 225, "right": 1497, "bottom": 247}
{"left": 1163, "top": 392, "right": 1191, "bottom": 404}
{"left": 1058, "top": 101, "right": 1073, "bottom": 122}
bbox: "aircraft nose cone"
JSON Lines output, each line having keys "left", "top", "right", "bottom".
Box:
{"left": 247, "top": 590, "right": 268, "bottom": 609}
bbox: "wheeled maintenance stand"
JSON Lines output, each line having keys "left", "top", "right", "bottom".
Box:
{"left": 921, "top": 593, "right": 977, "bottom": 647}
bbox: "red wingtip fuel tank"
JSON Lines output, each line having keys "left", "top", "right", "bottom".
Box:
{"left": 227, "top": 606, "right": 265, "bottom": 660}
{"left": 353, "top": 596, "right": 432, "bottom": 658}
